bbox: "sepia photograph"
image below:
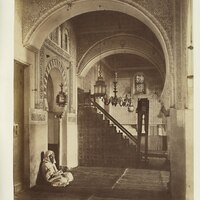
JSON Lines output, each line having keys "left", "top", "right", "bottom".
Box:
{"left": 0, "top": 0, "right": 197, "bottom": 200}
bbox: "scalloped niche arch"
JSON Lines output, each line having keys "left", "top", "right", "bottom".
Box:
{"left": 43, "top": 59, "right": 68, "bottom": 111}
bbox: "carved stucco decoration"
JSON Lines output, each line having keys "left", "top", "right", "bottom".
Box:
{"left": 38, "top": 42, "right": 75, "bottom": 113}
{"left": 29, "top": 108, "right": 47, "bottom": 124}
{"left": 23, "top": 0, "right": 65, "bottom": 39}
{"left": 39, "top": 45, "right": 69, "bottom": 100}
{"left": 43, "top": 58, "right": 68, "bottom": 98}
{"left": 41, "top": 58, "right": 68, "bottom": 111}
{"left": 23, "top": 0, "right": 174, "bottom": 48}
{"left": 131, "top": 0, "right": 173, "bottom": 41}
{"left": 39, "top": 46, "right": 45, "bottom": 102}
{"left": 38, "top": 38, "right": 71, "bottom": 101}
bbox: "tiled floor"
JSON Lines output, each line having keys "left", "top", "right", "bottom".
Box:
{"left": 15, "top": 167, "right": 171, "bottom": 200}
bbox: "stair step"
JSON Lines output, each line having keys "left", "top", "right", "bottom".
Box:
{"left": 78, "top": 105, "right": 137, "bottom": 168}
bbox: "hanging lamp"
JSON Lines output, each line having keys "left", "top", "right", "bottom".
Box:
{"left": 94, "top": 62, "right": 107, "bottom": 97}
{"left": 56, "top": 83, "right": 67, "bottom": 107}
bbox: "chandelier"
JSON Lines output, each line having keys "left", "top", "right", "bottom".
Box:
{"left": 103, "top": 72, "right": 134, "bottom": 111}
{"left": 93, "top": 68, "right": 134, "bottom": 112}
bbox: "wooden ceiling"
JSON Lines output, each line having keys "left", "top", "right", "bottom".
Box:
{"left": 104, "top": 54, "right": 156, "bottom": 72}
{"left": 71, "top": 11, "right": 164, "bottom": 78}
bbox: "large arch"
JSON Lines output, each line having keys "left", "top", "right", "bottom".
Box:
{"left": 23, "top": 0, "right": 174, "bottom": 107}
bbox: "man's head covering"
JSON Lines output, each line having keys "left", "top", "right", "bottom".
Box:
{"left": 43, "top": 150, "right": 56, "bottom": 164}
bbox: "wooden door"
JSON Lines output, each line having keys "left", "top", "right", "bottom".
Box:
{"left": 13, "top": 61, "right": 25, "bottom": 192}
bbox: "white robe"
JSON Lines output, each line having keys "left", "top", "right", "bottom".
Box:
{"left": 41, "top": 151, "right": 73, "bottom": 187}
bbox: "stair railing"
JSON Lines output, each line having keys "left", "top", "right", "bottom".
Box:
{"left": 90, "top": 99, "right": 138, "bottom": 144}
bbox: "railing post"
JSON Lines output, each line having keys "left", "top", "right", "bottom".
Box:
{"left": 136, "top": 98, "right": 149, "bottom": 167}
{"left": 136, "top": 135, "right": 141, "bottom": 168}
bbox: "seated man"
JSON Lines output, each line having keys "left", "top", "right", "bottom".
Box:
{"left": 41, "top": 150, "right": 74, "bottom": 187}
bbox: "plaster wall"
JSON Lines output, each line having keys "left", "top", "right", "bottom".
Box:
{"left": 29, "top": 123, "right": 48, "bottom": 187}
{"left": 109, "top": 77, "right": 135, "bottom": 124}
{"left": 48, "top": 113, "right": 59, "bottom": 144}
{"left": 15, "top": 0, "right": 35, "bottom": 66}
{"left": 77, "top": 66, "right": 96, "bottom": 93}
{"left": 61, "top": 112, "right": 68, "bottom": 165}
{"left": 168, "top": 2, "right": 193, "bottom": 199}
{"left": 15, "top": 0, "right": 39, "bottom": 189}
{"left": 168, "top": 109, "right": 186, "bottom": 200}
{"left": 185, "top": 110, "right": 193, "bottom": 200}
{"left": 66, "top": 113, "right": 78, "bottom": 168}
{"left": 111, "top": 70, "right": 163, "bottom": 126}
{"left": 184, "top": 2, "right": 193, "bottom": 199}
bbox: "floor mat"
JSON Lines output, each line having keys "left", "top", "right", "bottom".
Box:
{"left": 32, "top": 167, "right": 125, "bottom": 192}
{"left": 113, "top": 168, "right": 169, "bottom": 191}
{"left": 18, "top": 167, "right": 171, "bottom": 200}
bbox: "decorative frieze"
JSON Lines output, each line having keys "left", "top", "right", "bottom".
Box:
{"left": 39, "top": 47, "right": 45, "bottom": 100}
{"left": 31, "top": 113, "right": 46, "bottom": 121}
{"left": 29, "top": 108, "right": 47, "bottom": 124}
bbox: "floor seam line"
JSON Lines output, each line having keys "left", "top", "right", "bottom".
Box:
{"left": 111, "top": 168, "right": 128, "bottom": 189}
{"left": 87, "top": 194, "right": 95, "bottom": 200}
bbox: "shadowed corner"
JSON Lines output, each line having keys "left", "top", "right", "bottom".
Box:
{"left": 36, "top": 151, "right": 46, "bottom": 186}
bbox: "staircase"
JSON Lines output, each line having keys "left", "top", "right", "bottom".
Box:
{"left": 78, "top": 105, "right": 137, "bottom": 168}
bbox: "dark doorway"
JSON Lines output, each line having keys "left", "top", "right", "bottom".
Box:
{"left": 13, "top": 61, "right": 25, "bottom": 192}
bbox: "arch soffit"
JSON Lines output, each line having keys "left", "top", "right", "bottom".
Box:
{"left": 77, "top": 34, "right": 165, "bottom": 79}
{"left": 43, "top": 59, "right": 68, "bottom": 99}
